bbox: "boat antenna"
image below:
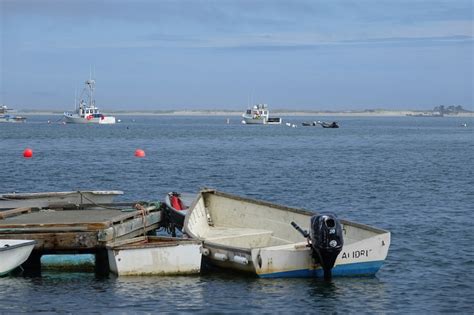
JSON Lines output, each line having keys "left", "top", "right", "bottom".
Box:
{"left": 74, "top": 87, "right": 77, "bottom": 110}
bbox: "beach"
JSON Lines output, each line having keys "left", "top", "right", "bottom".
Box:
{"left": 16, "top": 109, "right": 474, "bottom": 117}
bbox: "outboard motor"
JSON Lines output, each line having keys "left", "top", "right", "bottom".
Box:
{"left": 309, "top": 213, "right": 343, "bottom": 280}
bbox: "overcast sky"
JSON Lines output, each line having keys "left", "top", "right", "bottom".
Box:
{"left": 1, "top": 0, "right": 472, "bottom": 111}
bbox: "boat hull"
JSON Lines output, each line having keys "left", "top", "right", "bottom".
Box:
{"left": 107, "top": 236, "right": 202, "bottom": 276}
{"left": 64, "top": 114, "right": 116, "bottom": 124}
{"left": 242, "top": 117, "right": 282, "bottom": 125}
{"left": 0, "top": 239, "right": 37, "bottom": 276}
{"left": 242, "top": 116, "right": 266, "bottom": 124}
{"left": 0, "top": 190, "right": 123, "bottom": 210}
{"left": 201, "top": 231, "right": 390, "bottom": 278}
{"left": 0, "top": 117, "right": 26, "bottom": 123}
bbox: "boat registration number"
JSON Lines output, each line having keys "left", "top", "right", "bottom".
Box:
{"left": 340, "top": 249, "right": 372, "bottom": 259}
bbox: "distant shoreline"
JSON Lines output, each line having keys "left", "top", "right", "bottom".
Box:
{"left": 17, "top": 110, "right": 474, "bottom": 117}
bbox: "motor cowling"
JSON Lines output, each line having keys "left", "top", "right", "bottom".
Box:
{"left": 310, "top": 213, "right": 344, "bottom": 280}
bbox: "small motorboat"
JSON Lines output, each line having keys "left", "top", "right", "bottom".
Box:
{"left": 0, "top": 105, "right": 27, "bottom": 123}
{"left": 184, "top": 189, "right": 390, "bottom": 279}
{"left": 0, "top": 239, "right": 37, "bottom": 276}
{"left": 317, "top": 121, "right": 339, "bottom": 128}
{"left": 164, "top": 192, "right": 195, "bottom": 231}
{"left": 106, "top": 236, "right": 202, "bottom": 276}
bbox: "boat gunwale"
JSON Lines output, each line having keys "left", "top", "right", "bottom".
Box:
{"left": 184, "top": 189, "right": 390, "bottom": 239}
{"left": 106, "top": 235, "right": 201, "bottom": 250}
{"left": 0, "top": 240, "right": 37, "bottom": 252}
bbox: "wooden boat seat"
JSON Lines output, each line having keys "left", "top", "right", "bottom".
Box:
{"left": 204, "top": 227, "right": 284, "bottom": 248}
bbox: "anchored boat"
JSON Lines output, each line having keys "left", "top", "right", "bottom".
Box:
{"left": 0, "top": 190, "right": 123, "bottom": 210}
{"left": 164, "top": 192, "right": 195, "bottom": 231}
{"left": 184, "top": 189, "right": 390, "bottom": 278}
{"left": 107, "top": 236, "right": 202, "bottom": 276}
{"left": 0, "top": 239, "right": 37, "bottom": 276}
{"left": 317, "top": 121, "right": 339, "bottom": 128}
{"left": 242, "top": 104, "right": 282, "bottom": 125}
{"left": 0, "top": 105, "right": 26, "bottom": 123}
{"left": 64, "top": 77, "right": 116, "bottom": 124}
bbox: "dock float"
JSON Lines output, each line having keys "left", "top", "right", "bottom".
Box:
{"left": 0, "top": 202, "right": 163, "bottom": 273}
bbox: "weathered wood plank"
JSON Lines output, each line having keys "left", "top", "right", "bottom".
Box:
{"left": 0, "top": 232, "right": 100, "bottom": 251}
{"left": 0, "top": 207, "right": 34, "bottom": 220}
{"left": 0, "top": 222, "right": 110, "bottom": 230}
{"left": 98, "top": 211, "right": 162, "bottom": 242}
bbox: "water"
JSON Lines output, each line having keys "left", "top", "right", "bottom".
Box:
{"left": 1, "top": 115, "right": 473, "bottom": 313}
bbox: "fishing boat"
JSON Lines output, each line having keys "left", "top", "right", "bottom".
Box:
{"left": 0, "top": 105, "right": 26, "bottom": 123}
{"left": 164, "top": 192, "right": 195, "bottom": 231}
{"left": 0, "top": 239, "right": 37, "bottom": 276}
{"left": 106, "top": 236, "right": 202, "bottom": 276}
{"left": 317, "top": 121, "right": 339, "bottom": 128}
{"left": 184, "top": 189, "right": 390, "bottom": 279}
{"left": 0, "top": 190, "right": 123, "bottom": 210}
{"left": 63, "top": 77, "right": 116, "bottom": 124}
{"left": 242, "top": 104, "right": 282, "bottom": 125}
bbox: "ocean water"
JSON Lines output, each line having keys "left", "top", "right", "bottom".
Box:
{"left": 0, "top": 115, "right": 473, "bottom": 313}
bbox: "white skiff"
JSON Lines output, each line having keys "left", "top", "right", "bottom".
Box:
{"left": 184, "top": 189, "right": 390, "bottom": 278}
{"left": 0, "top": 239, "right": 37, "bottom": 276}
{"left": 107, "top": 236, "right": 202, "bottom": 276}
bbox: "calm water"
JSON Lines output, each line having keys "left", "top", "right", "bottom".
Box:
{"left": 0, "top": 115, "right": 473, "bottom": 313}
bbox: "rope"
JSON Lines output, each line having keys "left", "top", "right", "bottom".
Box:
{"left": 134, "top": 203, "right": 149, "bottom": 242}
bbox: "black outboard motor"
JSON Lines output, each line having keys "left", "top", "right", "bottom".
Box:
{"left": 310, "top": 213, "right": 344, "bottom": 280}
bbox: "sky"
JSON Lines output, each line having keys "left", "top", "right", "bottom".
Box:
{"left": 0, "top": 0, "right": 473, "bottom": 111}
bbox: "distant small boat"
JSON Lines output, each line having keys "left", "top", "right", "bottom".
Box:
{"left": 0, "top": 190, "right": 123, "bottom": 210}
{"left": 242, "top": 104, "right": 282, "bottom": 125}
{"left": 302, "top": 121, "right": 317, "bottom": 127}
{"left": 0, "top": 239, "right": 37, "bottom": 276}
{"left": 0, "top": 105, "right": 26, "bottom": 123}
{"left": 184, "top": 189, "right": 390, "bottom": 279}
{"left": 317, "top": 121, "right": 339, "bottom": 128}
{"left": 64, "top": 77, "right": 116, "bottom": 124}
{"left": 106, "top": 236, "right": 202, "bottom": 276}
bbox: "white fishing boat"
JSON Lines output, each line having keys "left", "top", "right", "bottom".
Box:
{"left": 0, "top": 239, "right": 37, "bottom": 276}
{"left": 107, "top": 236, "right": 202, "bottom": 276}
{"left": 0, "top": 105, "right": 26, "bottom": 123}
{"left": 64, "top": 77, "right": 116, "bottom": 124}
{"left": 0, "top": 190, "right": 123, "bottom": 210}
{"left": 242, "top": 104, "right": 282, "bottom": 125}
{"left": 184, "top": 189, "right": 391, "bottom": 279}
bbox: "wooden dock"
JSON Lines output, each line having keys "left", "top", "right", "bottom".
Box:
{"left": 0, "top": 202, "right": 164, "bottom": 273}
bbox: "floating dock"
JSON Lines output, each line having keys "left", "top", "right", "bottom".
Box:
{"left": 0, "top": 202, "right": 163, "bottom": 273}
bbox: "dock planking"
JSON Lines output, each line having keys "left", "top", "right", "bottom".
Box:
{"left": 0, "top": 202, "right": 163, "bottom": 254}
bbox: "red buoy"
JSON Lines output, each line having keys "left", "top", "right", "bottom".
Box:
{"left": 23, "top": 148, "right": 33, "bottom": 158}
{"left": 134, "top": 149, "right": 145, "bottom": 158}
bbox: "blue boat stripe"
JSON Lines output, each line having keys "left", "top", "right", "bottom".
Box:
{"left": 258, "top": 260, "right": 385, "bottom": 278}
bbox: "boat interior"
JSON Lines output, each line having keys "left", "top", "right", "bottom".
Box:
{"left": 185, "top": 190, "right": 388, "bottom": 250}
